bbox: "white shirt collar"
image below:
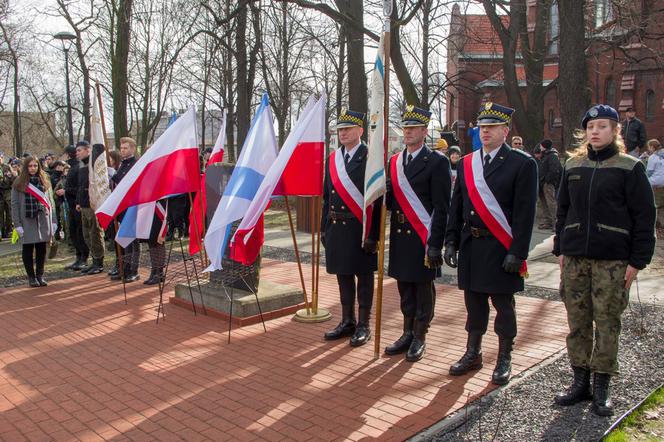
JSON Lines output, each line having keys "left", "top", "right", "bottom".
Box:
{"left": 481, "top": 145, "right": 501, "bottom": 165}
{"left": 405, "top": 145, "right": 425, "bottom": 160}
{"left": 343, "top": 142, "right": 362, "bottom": 161}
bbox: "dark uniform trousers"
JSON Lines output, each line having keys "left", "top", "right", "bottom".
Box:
{"left": 338, "top": 274, "right": 373, "bottom": 309}
{"left": 398, "top": 281, "right": 435, "bottom": 323}
{"left": 464, "top": 290, "right": 517, "bottom": 338}
{"left": 123, "top": 240, "right": 141, "bottom": 276}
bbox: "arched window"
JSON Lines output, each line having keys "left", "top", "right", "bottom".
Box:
{"left": 646, "top": 90, "right": 655, "bottom": 122}
{"left": 605, "top": 78, "right": 616, "bottom": 107}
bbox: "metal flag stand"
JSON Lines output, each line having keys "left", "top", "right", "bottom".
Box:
{"left": 155, "top": 234, "right": 207, "bottom": 323}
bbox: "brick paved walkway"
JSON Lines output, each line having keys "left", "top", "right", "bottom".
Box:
{"left": 0, "top": 260, "right": 568, "bottom": 441}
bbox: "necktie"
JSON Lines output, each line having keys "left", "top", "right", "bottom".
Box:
{"left": 484, "top": 154, "right": 491, "bottom": 169}
{"left": 407, "top": 153, "right": 413, "bottom": 166}
{"left": 345, "top": 153, "right": 350, "bottom": 164}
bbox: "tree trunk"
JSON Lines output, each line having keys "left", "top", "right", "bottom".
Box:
{"left": 235, "top": 5, "right": 250, "bottom": 151}
{"left": 558, "top": 0, "right": 589, "bottom": 152}
{"left": 421, "top": 0, "right": 431, "bottom": 107}
{"left": 336, "top": 0, "right": 367, "bottom": 117}
{"left": 111, "top": 0, "right": 133, "bottom": 148}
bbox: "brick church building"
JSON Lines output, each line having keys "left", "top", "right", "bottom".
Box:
{"left": 445, "top": 1, "right": 664, "bottom": 152}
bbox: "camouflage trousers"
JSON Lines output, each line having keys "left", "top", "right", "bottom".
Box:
{"left": 560, "top": 256, "right": 629, "bottom": 376}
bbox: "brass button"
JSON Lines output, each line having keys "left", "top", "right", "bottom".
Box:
{"left": 470, "top": 210, "right": 475, "bottom": 215}
{"left": 341, "top": 205, "right": 346, "bottom": 210}
{"left": 407, "top": 230, "right": 411, "bottom": 235}
{"left": 331, "top": 205, "right": 335, "bottom": 210}
{"left": 332, "top": 189, "right": 336, "bottom": 194}
{"left": 397, "top": 229, "right": 401, "bottom": 233}
{"left": 342, "top": 221, "right": 346, "bottom": 225}
{"left": 396, "top": 210, "right": 400, "bottom": 214}
{"left": 333, "top": 220, "right": 337, "bottom": 224}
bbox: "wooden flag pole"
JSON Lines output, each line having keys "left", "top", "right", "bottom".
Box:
{"left": 95, "top": 81, "right": 127, "bottom": 304}
{"left": 285, "top": 196, "right": 311, "bottom": 314}
{"left": 374, "top": 10, "right": 391, "bottom": 359}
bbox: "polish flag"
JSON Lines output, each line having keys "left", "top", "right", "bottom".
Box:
{"left": 232, "top": 94, "right": 326, "bottom": 265}
{"left": 95, "top": 107, "right": 200, "bottom": 229}
{"left": 189, "top": 110, "right": 226, "bottom": 255}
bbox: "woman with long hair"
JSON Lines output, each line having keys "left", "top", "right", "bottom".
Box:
{"left": 10, "top": 156, "right": 56, "bottom": 287}
{"left": 552, "top": 105, "right": 656, "bottom": 416}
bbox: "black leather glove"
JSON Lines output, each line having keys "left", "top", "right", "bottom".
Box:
{"left": 321, "top": 233, "right": 326, "bottom": 248}
{"left": 502, "top": 254, "right": 523, "bottom": 273}
{"left": 444, "top": 244, "right": 457, "bottom": 268}
{"left": 362, "top": 238, "right": 377, "bottom": 254}
{"left": 426, "top": 246, "right": 443, "bottom": 268}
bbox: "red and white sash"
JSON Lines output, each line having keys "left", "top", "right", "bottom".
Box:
{"left": 328, "top": 148, "right": 373, "bottom": 238}
{"left": 389, "top": 151, "right": 432, "bottom": 247}
{"left": 155, "top": 201, "right": 168, "bottom": 244}
{"left": 26, "top": 183, "right": 51, "bottom": 212}
{"left": 463, "top": 150, "right": 527, "bottom": 276}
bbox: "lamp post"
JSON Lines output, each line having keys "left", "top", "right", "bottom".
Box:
{"left": 53, "top": 31, "right": 77, "bottom": 147}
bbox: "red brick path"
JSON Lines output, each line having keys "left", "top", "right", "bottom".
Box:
{"left": 0, "top": 260, "right": 568, "bottom": 441}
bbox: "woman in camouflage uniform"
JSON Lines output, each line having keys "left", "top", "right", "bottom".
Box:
{"left": 552, "top": 105, "right": 656, "bottom": 416}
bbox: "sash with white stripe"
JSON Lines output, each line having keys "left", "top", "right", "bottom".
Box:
{"left": 328, "top": 149, "right": 373, "bottom": 238}
{"left": 155, "top": 201, "right": 168, "bottom": 244}
{"left": 389, "top": 151, "right": 432, "bottom": 247}
{"left": 463, "top": 150, "right": 527, "bottom": 276}
{"left": 26, "top": 183, "right": 51, "bottom": 212}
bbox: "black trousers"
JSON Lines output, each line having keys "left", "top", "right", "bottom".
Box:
{"left": 68, "top": 205, "right": 88, "bottom": 260}
{"left": 22, "top": 242, "right": 47, "bottom": 278}
{"left": 337, "top": 273, "right": 374, "bottom": 309}
{"left": 123, "top": 240, "right": 141, "bottom": 276}
{"left": 397, "top": 280, "right": 435, "bottom": 323}
{"left": 147, "top": 241, "right": 165, "bottom": 271}
{"left": 464, "top": 290, "right": 517, "bottom": 338}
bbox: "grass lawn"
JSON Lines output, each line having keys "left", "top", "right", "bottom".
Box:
{"left": 605, "top": 386, "right": 664, "bottom": 442}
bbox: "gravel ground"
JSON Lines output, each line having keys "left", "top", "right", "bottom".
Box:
{"left": 427, "top": 303, "right": 664, "bottom": 442}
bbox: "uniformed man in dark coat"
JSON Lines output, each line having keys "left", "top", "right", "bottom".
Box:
{"left": 444, "top": 102, "right": 538, "bottom": 385}
{"left": 321, "top": 110, "right": 381, "bottom": 347}
{"left": 384, "top": 106, "right": 451, "bottom": 362}
{"left": 110, "top": 137, "right": 140, "bottom": 282}
{"left": 64, "top": 142, "right": 89, "bottom": 270}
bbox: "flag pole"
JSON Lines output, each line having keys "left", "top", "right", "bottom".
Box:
{"left": 96, "top": 80, "right": 127, "bottom": 305}
{"left": 285, "top": 196, "right": 311, "bottom": 314}
{"left": 374, "top": 9, "right": 391, "bottom": 359}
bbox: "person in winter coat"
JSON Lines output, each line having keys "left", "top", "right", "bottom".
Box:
{"left": 537, "top": 139, "right": 563, "bottom": 230}
{"left": 553, "top": 104, "right": 656, "bottom": 417}
{"left": 645, "top": 138, "right": 664, "bottom": 231}
{"left": 620, "top": 107, "right": 647, "bottom": 157}
{"left": 11, "top": 156, "right": 56, "bottom": 287}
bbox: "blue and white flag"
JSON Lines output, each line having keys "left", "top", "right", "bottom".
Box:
{"left": 363, "top": 33, "right": 386, "bottom": 242}
{"left": 204, "top": 93, "right": 278, "bottom": 271}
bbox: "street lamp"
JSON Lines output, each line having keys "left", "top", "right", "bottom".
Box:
{"left": 53, "top": 31, "right": 77, "bottom": 147}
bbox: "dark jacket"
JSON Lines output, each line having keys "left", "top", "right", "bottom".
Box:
{"left": 64, "top": 157, "right": 81, "bottom": 204}
{"left": 0, "top": 164, "right": 15, "bottom": 191}
{"left": 445, "top": 144, "right": 538, "bottom": 294}
{"left": 620, "top": 117, "right": 647, "bottom": 150}
{"left": 321, "top": 144, "right": 381, "bottom": 275}
{"left": 111, "top": 156, "right": 137, "bottom": 187}
{"left": 553, "top": 144, "right": 656, "bottom": 269}
{"left": 387, "top": 146, "right": 451, "bottom": 282}
{"left": 76, "top": 156, "right": 91, "bottom": 208}
{"left": 540, "top": 148, "right": 563, "bottom": 187}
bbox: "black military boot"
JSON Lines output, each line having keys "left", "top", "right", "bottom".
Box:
{"left": 65, "top": 255, "right": 81, "bottom": 270}
{"left": 385, "top": 316, "right": 414, "bottom": 355}
{"left": 491, "top": 337, "right": 513, "bottom": 385}
{"left": 449, "top": 332, "right": 483, "bottom": 375}
{"left": 350, "top": 308, "right": 371, "bottom": 347}
{"left": 406, "top": 321, "right": 427, "bottom": 362}
{"left": 592, "top": 373, "right": 614, "bottom": 416}
{"left": 72, "top": 258, "right": 88, "bottom": 271}
{"left": 324, "top": 305, "right": 356, "bottom": 340}
{"left": 86, "top": 258, "right": 104, "bottom": 275}
{"left": 555, "top": 366, "right": 592, "bottom": 406}
{"left": 143, "top": 269, "right": 156, "bottom": 285}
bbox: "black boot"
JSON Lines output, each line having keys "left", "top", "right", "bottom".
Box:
{"left": 324, "top": 305, "right": 356, "bottom": 340}
{"left": 143, "top": 269, "right": 156, "bottom": 285}
{"left": 449, "top": 332, "right": 484, "bottom": 375}
{"left": 555, "top": 366, "right": 592, "bottom": 406}
{"left": 406, "top": 321, "right": 427, "bottom": 362}
{"left": 36, "top": 276, "right": 48, "bottom": 287}
{"left": 86, "top": 258, "right": 104, "bottom": 275}
{"left": 384, "top": 316, "right": 414, "bottom": 355}
{"left": 492, "top": 337, "right": 513, "bottom": 385}
{"left": 350, "top": 308, "right": 371, "bottom": 347}
{"left": 72, "top": 258, "right": 88, "bottom": 271}
{"left": 107, "top": 261, "right": 119, "bottom": 276}
{"left": 592, "top": 373, "right": 614, "bottom": 416}
{"left": 28, "top": 277, "right": 40, "bottom": 287}
{"left": 65, "top": 256, "right": 80, "bottom": 270}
